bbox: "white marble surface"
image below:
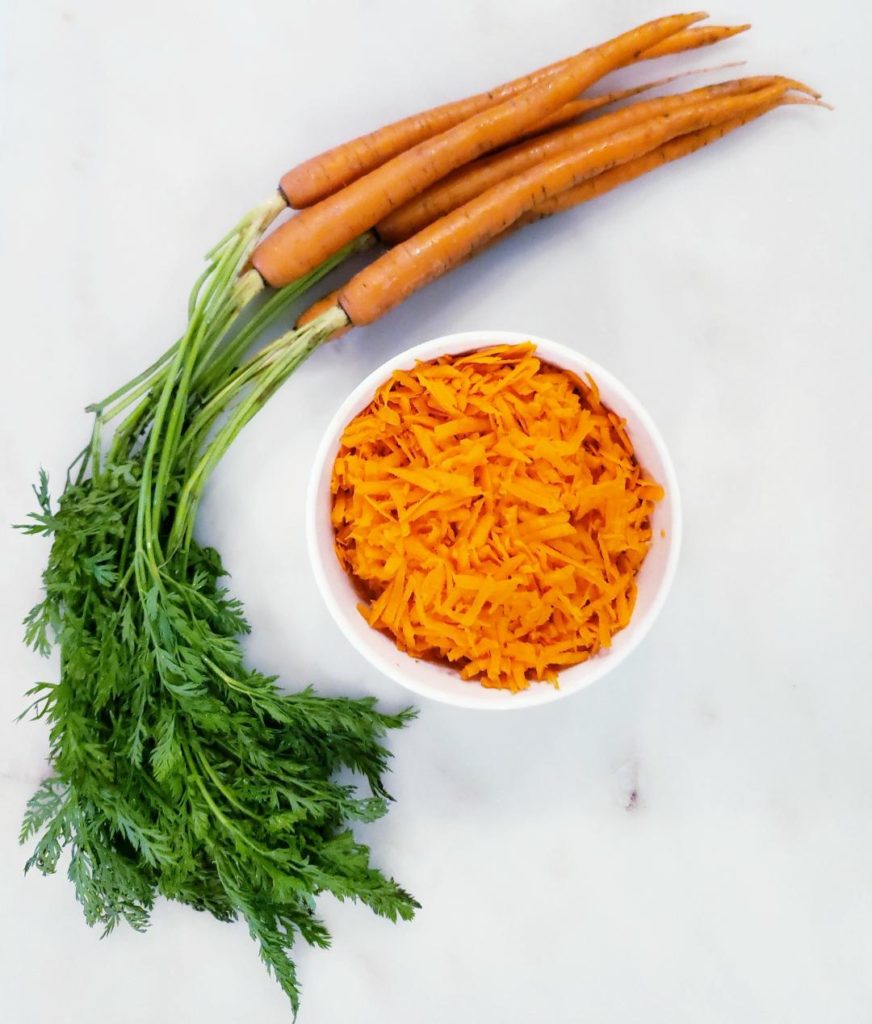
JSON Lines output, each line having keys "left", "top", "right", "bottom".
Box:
{"left": 2, "top": 1, "right": 871, "bottom": 1020}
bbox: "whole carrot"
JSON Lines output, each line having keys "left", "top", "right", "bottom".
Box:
{"left": 376, "top": 76, "right": 801, "bottom": 244}
{"left": 252, "top": 12, "right": 708, "bottom": 288}
{"left": 336, "top": 81, "right": 797, "bottom": 327}
{"left": 282, "top": 23, "right": 748, "bottom": 209}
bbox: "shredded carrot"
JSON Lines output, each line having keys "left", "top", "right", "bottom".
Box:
{"left": 330, "top": 344, "right": 664, "bottom": 691}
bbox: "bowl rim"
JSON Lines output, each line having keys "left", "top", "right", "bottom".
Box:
{"left": 306, "top": 330, "right": 682, "bottom": 710}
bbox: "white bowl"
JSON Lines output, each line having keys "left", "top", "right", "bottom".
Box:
{"left": 307, "top": 331, "right": 681, "bottom": 710}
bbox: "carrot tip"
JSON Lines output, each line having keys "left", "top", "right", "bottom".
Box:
{"left": 781, "top": 95, "right": 832, "bottom": 110}
{"left": 708, "top": 23, "right": 751, "bottom": 38}
{"left": 783, "top": 78, "right": 822, "bottom": 99}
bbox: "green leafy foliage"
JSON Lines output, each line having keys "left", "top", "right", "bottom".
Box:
{"left": 21, "top": 468, "right": 416, "bottom": 1011}
{"left": 18, "top": 207, "right": 415, "bottom": 1017}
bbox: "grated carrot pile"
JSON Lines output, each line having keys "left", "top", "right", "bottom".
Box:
{"left": 330, "top": 344, "right": 664, "bottom": 691}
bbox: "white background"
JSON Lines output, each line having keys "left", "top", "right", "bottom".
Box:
{"left": 2, "top": 1, "right": 871, "bottom": 1021}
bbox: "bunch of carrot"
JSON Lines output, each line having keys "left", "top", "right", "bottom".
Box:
{"left": 159, "top": 11, "right": 822, "bottom": 540}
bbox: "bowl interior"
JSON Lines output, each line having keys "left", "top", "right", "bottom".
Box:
{"left": 307, "top": 331, "right": 681, "bottom": 710}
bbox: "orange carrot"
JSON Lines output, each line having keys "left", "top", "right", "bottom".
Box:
{"left": 281, "top": 23, "right": 749, "bottom": 210}
{"left": 253, "top": 12, "right": 709, "bottom": 287}
{"left": 331, "top": 343, "right": 663, "bottom": 689}
{"left": 376, "top": 76, "right": 797, "bottom": 244}
{"left": 336, "top": 80, "right": 798, "bottom": 326}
